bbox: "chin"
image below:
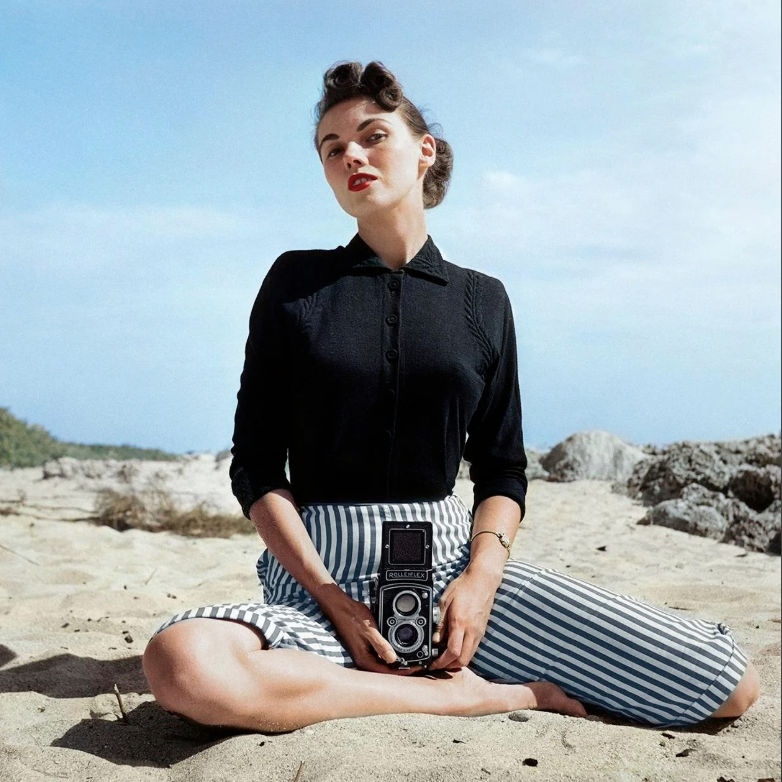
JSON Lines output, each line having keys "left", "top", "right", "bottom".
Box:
{"left": 339, "top": 198, "right": 388, "bottom": 221}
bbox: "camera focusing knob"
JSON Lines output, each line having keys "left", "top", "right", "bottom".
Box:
{"left": 432, "top": 605, "right": 441, "bottom": 626}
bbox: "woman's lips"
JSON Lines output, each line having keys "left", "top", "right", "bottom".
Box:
{"left": 348, "top": 174, "right": 377, "bottom": 192}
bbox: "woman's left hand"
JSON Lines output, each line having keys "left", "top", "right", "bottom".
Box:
{"left": 427, "top": 566, "right": 502, "bottom": 671}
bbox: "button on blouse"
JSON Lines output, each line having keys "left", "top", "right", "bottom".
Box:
{"left": 229, "top": 233, "right": 528, "bottom": 520}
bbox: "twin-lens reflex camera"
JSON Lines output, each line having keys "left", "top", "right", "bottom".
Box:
{"left": 370, "top": 521, "right": 440, "bottom": 668}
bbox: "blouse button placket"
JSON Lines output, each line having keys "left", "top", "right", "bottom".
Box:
{"left": 382, "top": 270, "right": 404, "bottom": 491}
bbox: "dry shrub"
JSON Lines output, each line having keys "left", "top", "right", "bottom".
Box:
{"left": 94, "top": 487, "right": 252, "bottom": 538}
{"left": 94, "top": 489, "right": 147, "bottom": 531}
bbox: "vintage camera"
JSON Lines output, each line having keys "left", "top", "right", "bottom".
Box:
{"left": 370, "top": 521, "right": 440, "bottom": 668}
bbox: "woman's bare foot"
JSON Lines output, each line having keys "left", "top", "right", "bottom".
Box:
{"left": 429, "top": 666, "right": 587, "bottom": 718}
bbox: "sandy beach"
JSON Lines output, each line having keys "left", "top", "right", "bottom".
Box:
{"left": 0, "top": 459, "right": 779, "bottom": 781}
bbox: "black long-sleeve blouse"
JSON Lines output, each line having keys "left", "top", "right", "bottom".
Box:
{"left": 229, "top": 233, "right": 528, "bottom": 520}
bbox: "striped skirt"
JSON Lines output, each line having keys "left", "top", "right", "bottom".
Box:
{"left": 154, "top": 493, "right": 747, "bottom": 727}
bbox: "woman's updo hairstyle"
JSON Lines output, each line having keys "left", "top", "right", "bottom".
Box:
{"left": 314, "top": 61, "right": 453, "bottom": 209}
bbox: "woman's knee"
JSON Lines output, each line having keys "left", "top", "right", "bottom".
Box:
{"left": 711, "top": 660, "right": 761, "bottom": 718}
{"left": 143, "top": 622, "right": 206, "bottom": 712}
{"left": 143, "top": 619, "right": 261, "bottom": 715}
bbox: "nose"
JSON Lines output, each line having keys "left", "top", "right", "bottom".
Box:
{"left": 343, "top": 140, "right": 367, "bottom": 169}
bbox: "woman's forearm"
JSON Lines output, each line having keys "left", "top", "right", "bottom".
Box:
{"left": 465, "top": 495, "right": 521, "bottom": 587}
{"left": 249, "top": 489, "right": 350, "bottom": 613}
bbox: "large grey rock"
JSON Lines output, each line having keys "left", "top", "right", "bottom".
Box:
{"left": 626, "top": 442, "right": 733, "bottom": 505}
{"left": 638, "top": 484, "right": 781, "bottom": 554}
{"left": 525, "top": 448, "right": 550, "bottom": 481}
{"left": 541, "top": 430, "right": 647, "bottom": 483}
{"left": 728, "top": 464, "right": 781, "bottom": 512}
{"left": 724, "top": 498, "right": 782, "bottom": 554}
{"left": 638, "top": 484, "right": 733, "bottom": 539}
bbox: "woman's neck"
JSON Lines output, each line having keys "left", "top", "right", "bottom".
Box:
{"left": 356, "top": 209, "right": 429, "bottom": 271}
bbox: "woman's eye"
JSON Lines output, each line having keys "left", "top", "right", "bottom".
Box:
{"left": 368, "top": 132, "right": 386, "bottom": 142}
{"left": 326, "top": 147, "right": 342, "bottom": 159}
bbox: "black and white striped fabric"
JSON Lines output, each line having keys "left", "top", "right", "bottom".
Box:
{"left": 154, "top": 493, "right": 747, "bottom": 727}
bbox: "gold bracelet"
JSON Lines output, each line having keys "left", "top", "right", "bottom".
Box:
{"left": 470, "top": 530, "right": 511, "bottom": 558}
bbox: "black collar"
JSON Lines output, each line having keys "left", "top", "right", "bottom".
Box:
{"left": 342, "top": 233, "right": 450, "bottom": 284}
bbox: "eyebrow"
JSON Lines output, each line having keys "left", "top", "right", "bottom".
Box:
{"left": 317, "top": 118, "right": 388, "bottom": 156}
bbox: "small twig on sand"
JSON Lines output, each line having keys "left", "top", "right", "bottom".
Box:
{"left": 113, "top": 684, "right": 129, "bottom": 723}
{"left": 144, "top": 567, "right": 158, "bottom": 585}
{"left": 0, "top": 542, "right": 39, "bottom": 566}
{"left": 293, "top": 761, "right": 305, "bottom": 782}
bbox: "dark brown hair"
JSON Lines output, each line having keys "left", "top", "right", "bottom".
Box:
{"left": 314, "top": 61, "right": 453, "bottom": 209}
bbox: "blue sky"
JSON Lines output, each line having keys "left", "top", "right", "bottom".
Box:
{"left": 1, "top": 0, "right": 779, "bottom": 453}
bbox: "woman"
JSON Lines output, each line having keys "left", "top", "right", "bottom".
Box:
{"left": 143, "top": 61, "right": 759, "bottom": 733}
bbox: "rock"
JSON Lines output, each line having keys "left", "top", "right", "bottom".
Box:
{"left": 638, "top": 487, "right": 732, "bottom": 540}
{"left": 541, "top": 431, "right": 647, "bottom": 483}
{"left": 724, "top": 498, "right": 782, "bottom": 554}
{"left": 713, "top": 433, "right": 781, "bottom": 469}
{"left": 626, "top": 442, "right": 732, "bottom": 505}
{"left": 728, "top": 465, "right": 781, "bottom": 512}
{"left": 525, "top": 448, "right": 550, "bottom": 481}
{"left": 639, "top": 485, "right": 781, "bottom": 553}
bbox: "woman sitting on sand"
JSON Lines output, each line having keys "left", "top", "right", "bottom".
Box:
{"left": 143, "top": 61, "right": 759, "bottom": 732}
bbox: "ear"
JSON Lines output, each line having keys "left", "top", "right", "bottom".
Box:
{"left": 418, "top": 133, "right": 436, "bottom": 173}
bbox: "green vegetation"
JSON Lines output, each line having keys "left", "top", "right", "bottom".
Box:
{"left": 0, "top": 407, "right": 178, "bottom": 468}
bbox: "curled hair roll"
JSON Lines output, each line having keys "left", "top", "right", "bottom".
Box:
{"left": 317, "top": 61, "right": 403, "bottom": 117}
{"left": 314, "top": 60, "right": 453, "bottom": 209}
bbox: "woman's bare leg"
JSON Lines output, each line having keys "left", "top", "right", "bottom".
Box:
{"left": 710, "top": 661, "right": 761, "bottom": 718}
{"left": 142, "top": 619, "right": 586, "bottom": 732}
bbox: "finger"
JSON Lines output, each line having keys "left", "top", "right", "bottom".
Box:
{"left": 456, "top": 633, "right": 479, "bottom": 669}
{"left": 367, "top": 629, "right": 398, "bottom": 665}
{"left": 429, "top": 627, "right": 465, "bottom": 670}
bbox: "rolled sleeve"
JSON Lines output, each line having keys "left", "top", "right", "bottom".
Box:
{"left": 229, "top": 255, "right": 293, "bottom": 518}
{"left": 463, "top": 281, "right": 527, "bottom": 520}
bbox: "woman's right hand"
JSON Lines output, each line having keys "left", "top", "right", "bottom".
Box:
{"left": 316, "top": 585, "right": 422, "bottom": 675}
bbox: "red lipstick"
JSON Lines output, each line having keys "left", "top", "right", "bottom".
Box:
{"left": 348, "top": 173, "right": 377, "bottom": 192}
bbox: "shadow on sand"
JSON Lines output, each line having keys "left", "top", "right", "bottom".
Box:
{"left": 0, "top": 646, "right": 147, "bottom": 698}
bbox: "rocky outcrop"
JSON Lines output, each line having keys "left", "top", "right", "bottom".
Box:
{"left": 525, "top": 448, "right": 550, "bottom": 481}
{"left": 541, "top": 431, "right": 648, "bottom": 483}
{"left": 628, "top": 435, "right": 781, "bottom": 554}
{"left": 627, "top": 443, "right": 733, "bottom": 505}
{"left": 728, "top": 465, "right": 781, "bottom": 512}
{"left": 713, "top": 434, "right": 782, "bottom": 469}
{"left": 639, "top": 484, "right": 744, "bottom": 540}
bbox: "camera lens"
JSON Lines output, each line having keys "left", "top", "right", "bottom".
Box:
{"left": 393, "top": 623, "right": 419, "bottom": 648}
{"left": 393, "top": 591, "right": 419, "bottom": 616}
